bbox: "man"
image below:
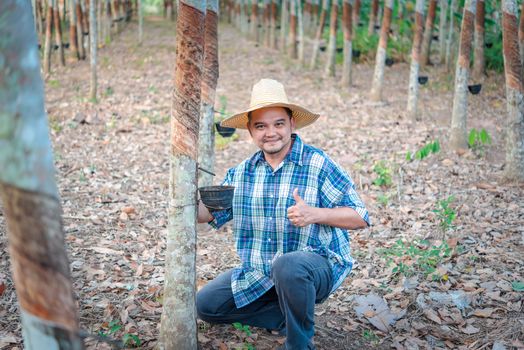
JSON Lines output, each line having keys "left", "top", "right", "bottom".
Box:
{"left": 197, "top": 79, "right": 369, "bottom": 349}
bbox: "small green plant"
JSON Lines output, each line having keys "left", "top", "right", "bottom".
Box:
{"left": 98, "top": 320, "right": 141, "bottom": 348}
{"left": 377, "top": 193, "right": 390, "bottom": 207}
{"left": 49, "top": 117, "right": 62, "bottom": 133}
{"left": 362, "top": 329, "right": 379, "bottom": 344}
{"left": 433, "top": 195, "right": 457, "bottom": 231}
{"left": 232, "top": 323, "right": 254, "bottom": 350}
{"left": 103, "top": 86, "right": 114, "bottom": 97}
{"left": 406, "top": 140, "right": 440, "bottom": 161}
{"left": 511, "top": 281, "right": 524, "bottom": 292}
{"left": 48, "top": 79, "right": 60, "bottom": 88}
{"left": 372, "top": 161, "right": 393, "bottom": 187}
{"left": 468, "top": 128, "right": 491, "bottom": 156}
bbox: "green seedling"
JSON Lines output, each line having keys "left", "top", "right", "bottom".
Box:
{"left": 98, "top": 320, "right": 141, "bottom": 348}
{"left": 48, "top": 79, "right": 60, "bottom": 88}
{"left": 511, "top": 281, "right": 524, "bottom": 292}
{"left": 362, "top": 329, "right": 379, "bottom": 344}
{"left": 433, "top": 195, "right": 457, "bottom": 231}
{"left": 103, "top": 86, "right": 114, "bottom": 97}
{"left": 232, "top": 322, "right": 255, "bottom": 350}
{"left": 468, "top": 128, "right": 491, "bottom": 156}
{"left": 406, "top": 140, "right": 440, "bottom": 161}
{"left": 372, "top": 161, "right": 393, "bottom": 187}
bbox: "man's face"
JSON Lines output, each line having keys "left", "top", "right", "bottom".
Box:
{"left": 247, "top": 107, "right": 295, "bottom": 156}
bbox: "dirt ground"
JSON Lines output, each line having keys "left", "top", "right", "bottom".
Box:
{"left": 0, "top": 17, "right": 523, "bottom": 350}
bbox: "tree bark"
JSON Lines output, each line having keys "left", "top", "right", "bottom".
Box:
{"left": 0, "top": 2, "right": 85, "bottom": 348}
{"left": 341, "top": 0, "right": 353, "bottom": 87}
{"left": 158, "top": 0, "right": 205, "bottom": 348}
{"left": 370, "top": 0, "right": 393, "bottom": 101}
{"left": 311, "top": 0, "right": 319, "bottom": 34}
{"left": 270, "top": 0, "right": 277, "bottom": 48}
{"left": 518, "top": 2, "right": 524, "bottom": 80}
{"left": 472, "top": 0, "right": 485, "bottom": 79}
{"left": 90, "top": 0, "right": 97, "bottom": 101}
{"left": 445, "top": 0, "right": 457, "bottom": 71}
{"left": 407, "top": 0, "right": 425, "bottom": 120}
{"left": 304, "top": 0, "right": 311, "bottom": 31}
{"left": 502, "top": 0, "right": 524, "bottom": 181}
{"left": 53, "top": 0, "right": 66, "bottom": 66}
{"left": 280, "top": 0, "right": 288, "bottom": 51}
{"left": 309, "top": 0, "right": 329, "bottom": 68}
{"left": 297, "top": 0, "right": 304, "bottom": 63}
{"left": 438, "top": 0, "right": 448, "bottom": 63}
{"left": 368, "top": 0, "right": 378, "bottom": 35}
{"left": 450, "top": 0, "right": 476, "bottom": 150}
{"left": 44, "top": 0, "right": 54, "bottom": 75}
{"left": 324, "top": 0, "right": 339, "bottom": 77}
{"left": 352, "top": 0, "right": 360, "bottom": 29}
{"left": 289, "top": 0, "right": 298, "bottom": 58}
{"left": 250, "top": 0, "right": 258, "bottom": 41}
{"left": 420, "top": 0, "right": 437, "bottom": 66}
{"left": 199, "top": 0, "right": 219, "bottom": 188}
{"left": 76, "top": 1, "right": 86, "bottom": 59}
{"left": 264, "top": 0, "right": 271, "bottom": 46}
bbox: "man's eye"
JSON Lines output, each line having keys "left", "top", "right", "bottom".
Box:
{"left": 256, "top": 125, "right": 264, "bottom": 130}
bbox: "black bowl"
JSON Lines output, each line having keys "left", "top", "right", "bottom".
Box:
{"left": 418, "top": 75, "right": 428, "bottom": 85}
{"left": 215, "top": 122, "right": 236, "bottom": 137}
{"left": 374, "top": 25, "right": 380, "bottom": 30}
{"left": 432, "top": 34, "right": 439, "bottom": 41}
{"left": 468, "top": 84, "right": 482, "bottom": 95}
{"left": 319, "top": 45, "right": 326, "bottom": 52}
{"left": 385, "top": 57, "right": 394, "bottom": 67}
{"left": 486, "top": 42, "right": 493, "bottom": 48}
{"left": 358, "top": 22, "right": 364, "bottom": 27}
{"left": 336, "top": 47, "right": 343, "bottom": 53}
{"left": 199, "top": 186, "right": 235, "bottom": 211}
{"left": 352, "top": 49, "right": 361, "bottom": 58}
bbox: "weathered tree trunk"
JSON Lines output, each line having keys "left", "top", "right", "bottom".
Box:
{"left": 138, "top": 0, "right": 143, "bottom": 43}
{"left": 111, "top": 0, "right": 120, "bottom": 32}
{"left": 311, "top": 0, "right": 319, "bottom": 34}
{"left": 445, "top": 0, "right": 457, "bottom": 71}
{"left": 304, "top": 0, "right": 311, "bottom": 30}
{"left": 341, "top": 0, "right": 353, "bottom": 87}
{"left": 352, "top": 0, "right": 360, "bottom": 29}
{"left": 280, "top": 0, "right": 288, "bottom": 51}
{"left": 420, "top": 0, "right": 437, "bottom": 66}
{"left": 438, "top": 0, "right": 448, "bottom": 63}
{"left": 297, "top": 0, "right": 305, "bottom": 63}
{"left": 0, "top": 2, "right": 85, "bottom": 349}
{"left": 520, "top": 2, "right": 524, "bottom": 80}
{"left": 199, "top": 0, "right": 219, "bottom": 188}
{"left": 44, "top": 0, "right": 54, "bottom": 75}
{"left": 76, "top": 1, "right": 86, "bottom": 59}
{"left": 250, "top": 0, "right": 258, "bottom": 41}
{"left": 270, "top": 0, "right": 277, "bottom": 48}
{"left": 264, "top": 0, "right": 271, "bottom": 46}
{"left": 472, "top": 0, "right": 485, "bottom": 78}
{"left": 502, "top": 0, "right": 524, "bottom": 181}
{"left": 90, "top": 0, "right": 97, "bottom": 101}
{"left": 104, "top": 0, "right": 112, "bottom": 44}
{"left": 324, "top": 0, "right": 339, "bottom": 77}
{"left": 289, "top": 0, "right": 298, "bottom": 58}
{"left": 53, "top": 0, "right": 66, "bottom": 66}
{"left": 407, "top": 0, "right": 425, "bottom": 120}
{"left": 370, "top": 0, "right": 393, "bottom": 101}
{"left": 158, "top": 0, "right": 205, "bottom": 348}
{"left": 309, "top": 0, "right": 329, "bottom": 68}
{"left": 450, "top": 0, "right": 476, "bottom": 150}
{"left": 368, "top": 0, "right": 378, "bottom": 35}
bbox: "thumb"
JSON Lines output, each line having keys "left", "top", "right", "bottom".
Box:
{"left": 293, "top": 188, "right": 304, "bottom": 203}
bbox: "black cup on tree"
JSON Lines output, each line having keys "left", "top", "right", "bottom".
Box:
{"left": 199, "top": 186, "right": 235, "bottom": 212}
{"left": 468, "top": 84, "right": 482, "bottom": 95}
{"left": 418, "top": 76, "right": 428, "bottom": 85}
{"left": 385, "top": 57, "right": 394, "bottom": 67}
{"left": 336, "top": 47, "right": 343, "bottom": 53}
{"left": 215, "top": 122, "right": 236, "bottom": 137}
{"left": 486, "top": 42, "right": 493, "bottom": 48}
{"left": 352, "top": 49, "right": 361, "bottom": 58}
{"left": 432, "top": 34, "right": 439, "bottom": 41}
{"left": 319, "top": 45, "right": 326, "bottom": 52}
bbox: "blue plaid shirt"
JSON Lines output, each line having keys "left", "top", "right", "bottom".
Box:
{"left": 210, "top": 134, "right": 370, "bottom": 308}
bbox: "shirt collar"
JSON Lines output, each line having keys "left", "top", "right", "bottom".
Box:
{"left": 250, "top": 133, "right": 304, "bottom": 169}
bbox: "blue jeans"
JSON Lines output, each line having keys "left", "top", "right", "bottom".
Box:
{"left": 196, "top": 251, "right": 334, "bottom": 350}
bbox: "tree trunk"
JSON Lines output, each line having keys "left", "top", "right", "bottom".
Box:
{"left": 352, "top": 0, "right": 360, "bottom": 29}
{"left": 445, "top": 0, "right": 457, "bottom": 71}
{"left": 368, "top": 0, "right": 378, "bottom": 35}
{"left": 370, "top": 0, "right": 393, "bottom": 101}
{"left": 158, "top": 0, "right": 205, "bottom": 348}
{"left": 450, "top": 0, "right": 476, "bottom": 150}
{"left": 472, "top": 0, "right": 485, "bottom": 79}
{"left": 311, "top": 0, "right": 319, "bottom": 35}
{"left": 89, "top": 0, "right": 97, "bottom": 101}
{"left": 297, "top": 0, "right": 304, "bottom": 63}
{"left": 420, "top": 0, "right": 437, "bottom": 66}
{"left": 69, "top": 0, "right": 80, "bottom": 59}
{"left": 53, "top": 0, "right": 66, "bottom": 66}
{"left": 250, "top": 0, "right": 258, "bottom": 41}
{"left": 0, "top": 2, "right": 85, "bottom": 349}
{"left": 304, "top": 0, "right": 311, "bottom": 31}
{"left": 309, "top": 0, "right": 329, "bottom": 68}
{"left": 104, "top": 0, "right": 112, "bottom": 44}
{"left": 264, "top": 0, "right": 271, "bottom": 46}
{"left": 502, "top": 0, "right": 524, "bottom": 181}
{"left": 199, "top": 0, "right": 219, "bottom": 188}
{"left": 138, "top": 0, "right": 143, "bottom": 43}
{"left": 289, "top": 0, "right": 298, "bottom": 58}
{"left": 44, "top": 0, "right": 54, "bottom": 75}
{"left": 270, "top": 0, "right": 277, "bottom": 48}
{"left": 407, "top": 0, "right": 425, "bottom": 120}
{"left": 438, "top": 0, "right": 448, "bottom": 63}
{"left": 280, "top": 0, "right": 288, "bottom": 51}
{"left": 324, "top": 0, "right": 338, "bottom": 77}
{"left": 518, "top": 2, "right": 524, "bottom": 80}
{"left": 76, "top": 1, "right": 86, "bottom": 59}
{"left": 341, "top": 0, "right": 353, "bottom": 87}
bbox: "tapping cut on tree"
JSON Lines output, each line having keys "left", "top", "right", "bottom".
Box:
{"left": 473, "top": 0, "right": 486, "bottom": 79}
{"left": 370, "top": 0, "right": 394, "bottom": 101}
{"left": 325, "top": 0, "right": 339, "bottom": 77}
{"left": 407, "top": 0, "right": 426, "bottom": 121}
{"left": 420, "top": 0, "right": 437, "bottom": 67}
{"left": 341, "top": 0, "right": 354, "bottom": 87}
{"left": 310, "top": 0, "right": 330, "bottom": 69}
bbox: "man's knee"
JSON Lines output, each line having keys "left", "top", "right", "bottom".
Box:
{"left": 272, "top": 251, "right": 310, "bottom": 284}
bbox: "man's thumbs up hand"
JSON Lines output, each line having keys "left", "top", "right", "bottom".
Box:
{"left": 287, "top": 188, "right": 315, "bottom": 227}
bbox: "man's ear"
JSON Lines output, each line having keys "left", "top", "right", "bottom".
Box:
{"left": 247, "top": 121, "right": 252, "bottom": 136}
{"left": 290, "top": 116, "right": 296, "bottom": 131}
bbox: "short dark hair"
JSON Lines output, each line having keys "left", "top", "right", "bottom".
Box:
{"left": 247, "top": 107, "right": 293, "bottom": 123}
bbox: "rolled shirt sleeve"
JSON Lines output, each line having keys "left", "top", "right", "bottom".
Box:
{"left": 209, "top": 168, "right": 235, "bottom": 229}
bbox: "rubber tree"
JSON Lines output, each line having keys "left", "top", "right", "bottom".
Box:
{"left": 370, "top": 0, "right": 393, "bottom": 101}
{"left": 289, "top": 0, "right": 298, "bottom": 58}
{"left": 325, "top": 0, "right": 339, "bottom": 77}
{"left": 280, "top": 0, "right": 288, "bottom": 51}
{"left": 270, "top": 0, "right": 277, "bottom": 48}
{"left": 472, "top": 0, "right": 485, "bottom": 79}
{"left": 438, "top": 0, "right": 448, "bottom": 64}
{"left": 502, "top": 0, "right": 524, "bottom": 181}
{"left": 53, "top": 0, "right": 65, "bottom": 66}
{"left": 76, "top": 0, "right": 86, "bottom": 59}
{"left": 43, "top": 0, "right": 54, "bottom": 75}
{"left": 158, "top": 0, "right": 206, "bottom": 347}
{"left": 352, "top": 0, "right": 360, "bottom": 29}
{"left": 90, "top": 0, "right": 97, "bottom": 101}
{"left": 407, "top": 0, "right": 426, "bottom": 120}
{"left": 450, "top": 0, "right": 477, "bottom": 150}
{"left": 250, "top": 0, "right": 258, "bottom": 41}
{"left": 520, "top": 2, "right": 524, "bottom": 79}
{"left": 445, "top": 0, "right": 457, "bottom": 71}
{"left": 420, "top": 0, "right": 437, "bottom": 67}
{"left": 368, "top": 0, "right": 378, "bottom": 35}
{"left": 0, "top": 2, "right": 85, "bottom": 349}
{"left": 199, "top": 0, "right": 219, "bottom": 188}
{"left": 309, "top": 0, "right": 329, "bottom": 69}
{"left": 297, "top": 0, "right": 305, "bottom": 63}
{"left": 341, "top": 0, "right": 353, "bottom": 87}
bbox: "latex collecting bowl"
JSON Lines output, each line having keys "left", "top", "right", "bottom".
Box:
{"left": 199, "top": 186, "right": 235, "bottom": 211}
{"left": 215, "top": 122, "right": 236, "bottom": 137}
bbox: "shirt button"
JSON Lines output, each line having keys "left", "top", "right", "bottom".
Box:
{"left": 270, "top": 194, "right": 274, "bottom": 198}
{"left": 268, "top": 238, "right": 271, "bottom": 242}
{"left": 267, "top": 260, "right": 271, "bottom": 264}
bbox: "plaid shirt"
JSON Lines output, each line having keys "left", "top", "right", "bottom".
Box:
{"left": 210, "top": 134, "right": 369, "bottom": 308}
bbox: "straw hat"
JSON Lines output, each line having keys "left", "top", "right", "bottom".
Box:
{"left": 220, "top": 79, "right": 320, "bottom": 130}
